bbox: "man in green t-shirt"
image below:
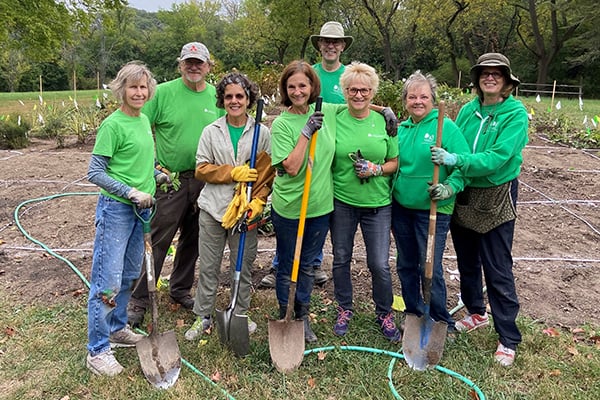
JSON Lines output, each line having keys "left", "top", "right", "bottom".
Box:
{"left": 128, "top": 42, "right": 224, "bottom": 327}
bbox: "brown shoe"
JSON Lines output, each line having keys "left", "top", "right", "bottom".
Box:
{"left": 170, "top": 294, "right": 194, "bottom": 309}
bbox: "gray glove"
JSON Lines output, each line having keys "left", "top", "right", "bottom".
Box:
{"left": 430, "top": 146, "right": 458, "bottom": 166}
{"left": 128, "top": 188, "right": 154, "bottom": 209}
{"left": 427, "top": 183, "right": 453, "bottom": 201}
{"left": 379, "top": 107, "right": 398, "bottom": 137}
{"left": 301, "top": 112, "right": 324, "bottom": 139}
{"left": 155, "top": 172, "right": 171, "bottom": 185}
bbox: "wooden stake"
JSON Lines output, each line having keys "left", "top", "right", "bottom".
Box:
{"left": 550, "top": 80, "right": 557, "bottom": 111}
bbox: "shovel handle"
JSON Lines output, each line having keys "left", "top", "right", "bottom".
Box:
{"left": 424, "top": 101, "right": 444, "bottom": 302}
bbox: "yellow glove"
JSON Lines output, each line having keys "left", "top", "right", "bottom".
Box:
{"left": 245, "top": 198, "right": 266, "bottom": 220}
{"left": 221, "top": 183, "right": 249, "bottom": 229}
{"left": 231, "top": 165, "right": 258, "bottom": 182}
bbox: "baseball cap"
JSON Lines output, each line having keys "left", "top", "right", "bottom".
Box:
{"left": 179, "top": 42, "right": 210, "bottom": 62}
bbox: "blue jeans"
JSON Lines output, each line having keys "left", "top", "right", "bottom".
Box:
{"left": 87, "top": 195, "right": 148, "bottom": 356}
{"left": 391, "top": 200, "right": 454, "bottom": 326}
{"left": 450, "top": 179, "right": 521, "bottom": 349}
{"left": 271, "top": 251, "right": 323, "bottom": 269}
{"left": 271, "top": 208, "right": 330, "bottom": 306}
{"left": 330, "top": 199, "right": 394, "bottom": 316}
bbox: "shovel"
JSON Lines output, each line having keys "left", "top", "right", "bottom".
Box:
{"left": 216, "top": 99, "right": 264, "bottom": 357}
{"left": 402, "top": 101, "right": 448, "bottom": 371}
{"left": 134, "top": 206, "right": 181, "bottom": 389}
{"left": 269, "top": 97, "right": 323, "bottom": 373}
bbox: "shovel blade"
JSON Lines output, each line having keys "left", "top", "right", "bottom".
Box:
{"left": 215, "top": 308, "right": 230, "bottom": 346}
{"left": 268, "top": 319, "right": 305, "bottom": 373}
{"left": 136, "top": 331, "right": 181, "bottom": 389}
{"left": 402, "top": 313, "right": 447, "bottom": 371}
{"left": 229, "top": 313, "right": 250, "bottom": 357}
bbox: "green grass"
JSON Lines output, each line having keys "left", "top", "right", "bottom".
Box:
{"left": 0, "top": 90, "right": 109, "bottom": 116}
{"left": 1, "top": 289, "right": 599, "bottom": 400}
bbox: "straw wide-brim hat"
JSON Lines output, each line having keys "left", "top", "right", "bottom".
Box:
{"left": 470, "top": 52, "right": 520, "bottom": 86}
{"left": 310, "top": 21, "right": 353, "bottom": 51}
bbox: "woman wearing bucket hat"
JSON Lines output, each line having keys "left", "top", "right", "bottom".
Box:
{"left": 430, "top": 52, "right": 528, "bottom": 366}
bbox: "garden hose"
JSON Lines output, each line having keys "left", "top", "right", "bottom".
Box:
{"left": 14, "top": 192, "right": 487, "bottom": 400}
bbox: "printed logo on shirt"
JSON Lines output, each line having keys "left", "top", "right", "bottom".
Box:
{"left": 423, "top": 132, "right": 435, "bottom": 145}
{"left": 204, "top": 108, "right": 218, "bottom": 115}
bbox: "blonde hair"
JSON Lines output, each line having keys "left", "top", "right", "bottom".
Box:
{"left": 340, "top": 61, "right": 379, "bottom": 94}
{"left": 110, "top": 61, "right": 156, "bottom": 104}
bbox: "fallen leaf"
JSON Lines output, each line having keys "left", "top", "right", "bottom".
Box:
{"left": 176, "top": 319, "right": 185, "bottom": 328}
{"left": 199, "top": 339, "right": 208, "bottom": 347}
{"left": 321, "top": 298, "right": 333, "bottom": 306}
{"left": 169, "top": 303, "right": 181, "bottom": 312}
{"left": 59, "top": 395, "right": 70, "bottom": 400}
{"left": 307, "top": 377, "right": 316, "bottom": 389}
{"left": 549, "top": 369, "right": 561, "bottom": 377}
{"left": 590, "top": 335, "right": 600, "bottom": 344}
{"left": 211, "top": 370, "right": 221, "bottom": 382}
{"left": 542, "top": 327, "right": 560, "bottom": 337}
{"left": 72, "top": 289, "right": 85, "bottom": 297}
{"left": 571, "top": 328, "right": 585, "bottom": 334}
{"left": 4, "top": 327, "right": 16, "bottom": 337}
{"left": 317, "top": 351, "right": 327, "bottom": 361}
{"left": 567, "top": 346, "right": 579, "bottom": 356}
{"left": 468, "top": 389, "right": 481, "bottom": 399}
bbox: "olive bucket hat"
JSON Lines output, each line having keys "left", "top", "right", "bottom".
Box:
{"left": 470, "top": 53, "right": 520, "bottom": 86}
{"left": 310, "top": 21, "right": 353, "bottom": 51}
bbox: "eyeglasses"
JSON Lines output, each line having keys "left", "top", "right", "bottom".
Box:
{"left": 319, "top": 38, "right": 344, "bottom": 46}
{"left": 183, "top": 59, "right": 205, "bottom": 68}
{"left": 480, "top": 71, "right": 503, "bottom": 80}
{"left": 224, "top": 93, "right": 246, "bottom": 101}
{"left": 346, "top": 87, "right": 372, "bottom": 97}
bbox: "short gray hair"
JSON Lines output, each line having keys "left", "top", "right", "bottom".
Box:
{"left": 402, "top": 70, "right": 437, "bottom": 104}
{"left": 110, "top": 61, "right": 156, "bottom": 104}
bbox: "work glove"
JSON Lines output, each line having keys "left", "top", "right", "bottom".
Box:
{"left": 300, "top": 111, "right": 324, "bottom": 140}
{"left": 245, "top": 198, "right": 266, "bottom": 221}
{"left": 427, "top": 183, "right": 454, "bottom": 201}
{"left": 231, "top": 165, "right": 258, "bottom": 182}
{"left": 155, "top": 171, "right": 171, "bottom": 186}
{"left": 221, "top": 183, "right": 249, "bottom": 229}
{"left": 379, "top": 107, "right": 398, "bottom": 137}
{"left": 354, "top": 159, "right": 383, "bottom": 179}
{"left": 128, "top": 188, "right": 154, "bottom": 209}
{"left": 430, "top": 146, "right": 458, "bottom": 166}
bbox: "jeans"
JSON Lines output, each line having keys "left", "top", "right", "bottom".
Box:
{"left": 391, "top": 200, "right": 454, "bottom": 326}
{"left": 193, "top": 209, "right": 257, "bottom": 317}
{"left": 330, "top": 199, "right": 394, "bottom": 316}
{"left": 272, "top": 251, "right": 323, "bottom": 269}
{"left": 87, "top": 195, "right": 149, "bottom": 356}
{"left": 131, "top": 172, "right": 204, "bottom": 301}
{"left": 450, "top": 178, "right": 521, "bottom": 349}
{"left": 271, "top": 208, "right": 330, "bottom": 306}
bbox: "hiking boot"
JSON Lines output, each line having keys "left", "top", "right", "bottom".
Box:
{"left": 170, "top": 294, "right": 195, "bottom": 310}
{"left": 259, "top": 271, "right": 276, "bottom": 288}
{"left": 248, "top": 318, "right": 257, "bottom": 335}
{"left": 109, "top": 325, "right": 145, "bottom": 348}
{"left": 333, "top": 307, "right": 353, "bottom": 336}
{"left": 376, "top": 312, "right": 401, "bottom": 342}
{"left": 185, "top": 316, "right": 212, "bottom": 341}
{"left": 295, "top": 303, "right": 317, "bottom": 343}
{"left": 314, "top": 267, "right": 329, "bottom": 285}
{"left": 86, "top": 350, "right": 124, "bottom": 376}
{"left": 495, "top": 342, "right": 516, "bottom": 367}
{"left": 127, "top": 298, "right": 148, "bottom": 328}
{"left": 455, "top": 312, "right": 489, "bottom": 333}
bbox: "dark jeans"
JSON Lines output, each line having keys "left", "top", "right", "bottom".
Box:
{"left": 271, "top": 208, "right": 330, "bottom": 306}
{"left": 132, "top": 172, "right": 204, "bottom": 301}
{"left": 331, "top": 199, "right": 394, "bottom": 316}
{"left": 391, "top": 200, "right": 454, "bottom": 326}
{"left": 450, "top": 178, "right": 521, "bottom": 349}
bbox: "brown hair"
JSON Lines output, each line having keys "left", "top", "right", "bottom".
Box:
{"left": 278, "top": 60, "right": 321, "bottom": 107}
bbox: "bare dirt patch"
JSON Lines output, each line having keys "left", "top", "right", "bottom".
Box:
{"left": 1, "top": 135, "right": 599, "bottom": 328}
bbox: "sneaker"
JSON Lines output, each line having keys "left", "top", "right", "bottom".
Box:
{"left": 455, "top": 312, "right": 489, "bottom": 333}
{"left": 86, "top": 350, "right": 124, "bottom": 376}
{"left": 170, "top": 294, "right": 194, "bottom": 309}
{"left": 314, "top": 267, "right": 329, "bottom": 285}
{"left": 333, "top": 307, "right": 353, "bottom": 336}
{"left": 259, "top": 272, "right": 276, "bottom": 288}
{"left": 495, "top": 342, "right": 516, "bottom": 367}
{"left": 248, "top": 318, "right": 257, "bottom": 334}
{"left": 376, "top": 312, "right": 402, "bottom": 342}
{"left": 185, "top": 316, "right": 212, "bottom": 341}
{"left": 127, "top": 299, "right": 147, "bottom": 328}
{"left": 109, "top": 325, "right": 145, "bottom": 348}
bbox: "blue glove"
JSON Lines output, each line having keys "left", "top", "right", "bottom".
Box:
{"left": 379, "top": 107, "right": 398, "bottom": 137}
{"left": 301, "top": 112, "right": 324, "bottom": 139}
{"left": 430, "top": 146, "right": 458, "bottom": 166}
{"left": 427, "top": 183, "right": 453, "bottom": 201}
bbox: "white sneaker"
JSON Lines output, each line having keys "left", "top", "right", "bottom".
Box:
{"left": 86, "top": 350, "right": 124, "bottom": 376}
{"left": 109, "top": 325, "right": 145, "bottom": 348}
{"left": 248, "top": 318, "right": 257, "bottom": 334}
{"left": 185, "top": 316, "right": 212, "bottom": 341}
{"left": 495, "top": 342, "right": 516, "bottom": 367}
{"left": 455, "top": 312, "right": 489, "bottom": 333}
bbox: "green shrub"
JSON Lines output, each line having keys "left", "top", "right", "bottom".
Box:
{"left": 0, "top": 116, "right": 30, "bottom": 149}
{"left": 530, "top": 109, "right": 599, "bottom": 148}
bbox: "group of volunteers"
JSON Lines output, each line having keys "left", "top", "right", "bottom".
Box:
{"left": 84, "top": 20, "right": 529, "bottom": 377}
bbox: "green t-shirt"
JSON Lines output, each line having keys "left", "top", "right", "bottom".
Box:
{"left": 227, "top": 123, "right": 245, "bottom": 159}
{"left": 92, "top": 109, "right": 156, "bottom": 203}
{"left": 333, "top": 110, "right": 398, "bottom": 207}
{"left": 271, "top": 102, "right": 342, "bottom": 219}
{"left": 142, "top": 78, "right": 225, "bottom": 172}
{"left": 313, "top": 63, "right": 346, "bottom": 104}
